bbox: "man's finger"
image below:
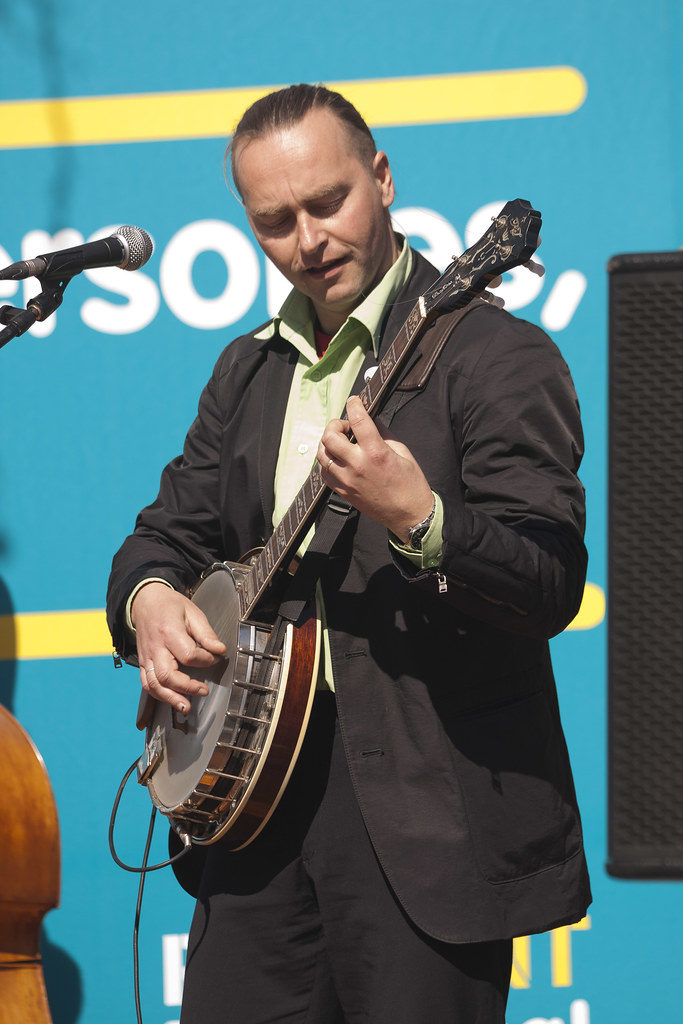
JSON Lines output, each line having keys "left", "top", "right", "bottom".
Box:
{"left": 185, "top": 606, "right": 226, "bottom": 660}
{"left": 141, "top": 666, "right": 193, "bottom": 713}
{"left": 140, "top": 651, "right": 210, "bottom": 711}
{"left": 171, "top": 641, "right": 221, "bottom": 669}
{"left": 319, "top": 418, "right": 355, "bottom": 468}
{"left": 139, "top": 658, "right": 192, "bottom": 712}
{"left": 318, "top": 438, "right": 349, "bottom": 471}
{"left": 345, "top": 395, "right": 383, "bottom": 447}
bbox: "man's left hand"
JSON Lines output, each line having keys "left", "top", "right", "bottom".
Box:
{"left": 317, "top": 395, "right": 434, "bottom": 544}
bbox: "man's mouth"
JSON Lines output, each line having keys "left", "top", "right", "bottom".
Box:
{"left": 304, "top": 255, "right": 350, "bottom": 279}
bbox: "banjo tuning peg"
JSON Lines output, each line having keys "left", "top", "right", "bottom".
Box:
{"left": 524, "top": 259, "right": 545, "bottom": 278}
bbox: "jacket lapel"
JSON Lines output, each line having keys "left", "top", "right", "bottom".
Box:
{"left": 257, "top": 335, "right": 299, "bottom": 536}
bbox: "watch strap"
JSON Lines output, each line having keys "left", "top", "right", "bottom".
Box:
{"left": 408, "top": 498, "right": 437, "bottom": 549}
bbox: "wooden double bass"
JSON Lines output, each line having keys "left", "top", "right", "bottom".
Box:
{"left": 0, "top": 704, "right": 60, "bottom": 1024}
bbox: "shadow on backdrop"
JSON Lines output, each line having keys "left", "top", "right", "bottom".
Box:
{"left": 1, "top": 0, "right": 76, "bottom": 231}
{"left": 0, "top": 572, "right": 17, "bottom": 714}
{"left": 42, "top": 927, "right": 84, "bottom": 1024}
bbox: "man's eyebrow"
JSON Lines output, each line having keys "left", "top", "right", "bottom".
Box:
{"left": 251, "top": 184, "right": 346, "bottom": 219}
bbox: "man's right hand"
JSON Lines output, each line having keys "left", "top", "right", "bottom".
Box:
{"left": 131, "top": 582, "right": 226, "bottom": 713}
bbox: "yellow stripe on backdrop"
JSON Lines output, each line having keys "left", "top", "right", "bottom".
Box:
{"left": 0, "top": 67, "right": 586, "bottom": 150}
{"left": 0, "top": 609, "right": 113, "bottom": 660}
{"left": 0, "top": 583, "right": 604, "bottom": 660}
{"left": 566, "top": 582, "right": 605, "bottom": 631}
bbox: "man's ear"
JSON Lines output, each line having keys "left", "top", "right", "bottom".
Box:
{"left": 373, "top": 150, "right": 395, "bottom": 208}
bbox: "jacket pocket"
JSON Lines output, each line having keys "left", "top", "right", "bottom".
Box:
{"left": 446, "top": 690, "right": 581, "bottom": 883}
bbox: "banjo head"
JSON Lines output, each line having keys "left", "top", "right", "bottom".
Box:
{"left": 145, "top": 565, "right": 243, "bottom": 812}
{"left": 138, "top": 559, "right": 319, "bottom": 848}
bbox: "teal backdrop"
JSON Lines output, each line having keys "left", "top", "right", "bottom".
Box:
{"left": 0, "top": 1, "right": 681, "bottom": 1021}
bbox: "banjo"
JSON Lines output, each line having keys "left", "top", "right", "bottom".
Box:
{"left": 136, "top": 199, "right": 542, "bottom": 851}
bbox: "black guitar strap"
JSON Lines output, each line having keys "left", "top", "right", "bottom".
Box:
{"left": 277, "top": 495, "right": 356, "bottom": 625}
{"left": 378, "top": 298, "right": 484, "bottom": 428}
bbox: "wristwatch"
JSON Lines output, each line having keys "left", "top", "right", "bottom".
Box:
{"left": 407, "top": 498, "right": 436, "bottom": 549}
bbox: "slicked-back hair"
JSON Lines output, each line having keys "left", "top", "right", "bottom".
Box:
{"left": 227, "top": 84, "right": 377, "bottom": 196}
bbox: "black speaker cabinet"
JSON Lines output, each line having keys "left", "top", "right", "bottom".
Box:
{"left": 608, "top": 249, "right": 683, "bottom": 878}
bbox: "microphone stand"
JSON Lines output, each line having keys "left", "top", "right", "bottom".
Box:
{"left": 0, "top": 277, "right": 71, "bottom": 352}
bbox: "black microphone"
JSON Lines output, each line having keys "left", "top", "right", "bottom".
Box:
{"left": 0, "top": 225, "right": 154, "bottom": 281}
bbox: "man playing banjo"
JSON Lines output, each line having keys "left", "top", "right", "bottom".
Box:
{"left": 107, "top": 83, "right": 590, "bottom": 1023}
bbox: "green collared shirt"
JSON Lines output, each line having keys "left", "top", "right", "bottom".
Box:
{"left": 256, "top": 237, "right": 444, "bottom": 690}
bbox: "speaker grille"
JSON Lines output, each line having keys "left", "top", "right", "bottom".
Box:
{"left": 608, "top": 251, "right": 683, "bottom": 877}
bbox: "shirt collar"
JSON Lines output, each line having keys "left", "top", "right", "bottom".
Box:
{"left": 254, "top": 235, "right": 412, "bottom": 360}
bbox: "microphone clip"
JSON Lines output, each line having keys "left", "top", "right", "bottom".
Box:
{"left": 0, "top": 276, "right": 70, "bottom": 353}
{"left": 26, "top": 280, "right": 67, "bottom": 320}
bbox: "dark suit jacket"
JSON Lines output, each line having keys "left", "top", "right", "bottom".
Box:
{"left": 107, "top": 251, "right": 591, "bottom": 942}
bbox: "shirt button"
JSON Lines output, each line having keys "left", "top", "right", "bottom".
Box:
{"left": 310, "top": 369, "right": 321, "bottom": 381}
{"left": 297, "top": 443, "right": 309, "bottom": 455}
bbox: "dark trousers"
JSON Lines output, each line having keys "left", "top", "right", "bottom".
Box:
{"left": 180, "top": 693, "right": 512, "bottom": 1024}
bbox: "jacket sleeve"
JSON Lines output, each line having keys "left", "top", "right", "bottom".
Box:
{"left": 393, "top": 307, "right": 587, "bottom": 639}
{"left": 106, "top": 362, "right": 225, "bottom": 663}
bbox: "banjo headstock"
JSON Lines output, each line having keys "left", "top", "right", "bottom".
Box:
{"left": 423, "top": 198, "right": 542, "bottom": 315}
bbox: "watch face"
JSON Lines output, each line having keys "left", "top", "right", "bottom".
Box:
{"left": 409, "top": 524, "right": 428, "bottom": 548}
{"left": 408, "top": 500, "right": 436, "bottom": 548}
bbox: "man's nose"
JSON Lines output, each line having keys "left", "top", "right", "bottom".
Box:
{"left": 297, "top": 215, "right": 326, "bottom": 256}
